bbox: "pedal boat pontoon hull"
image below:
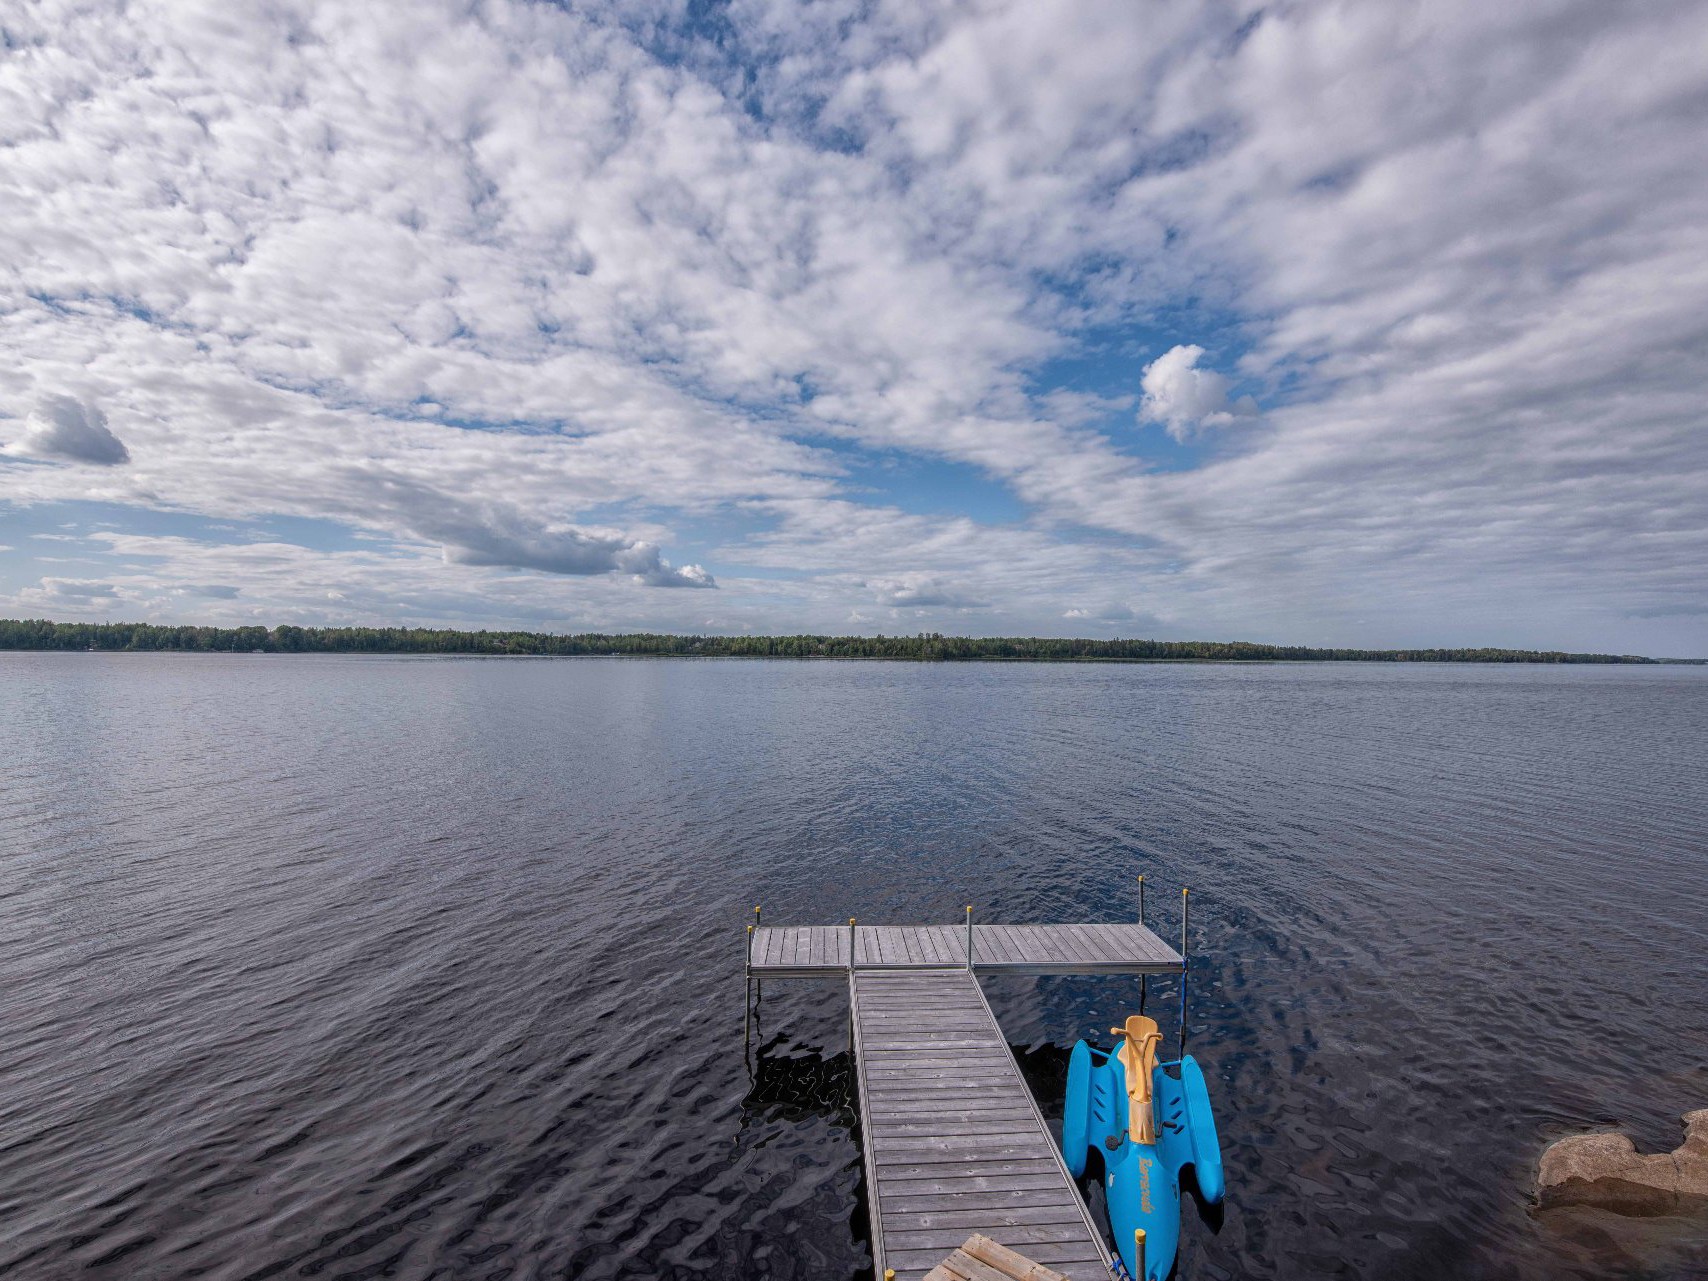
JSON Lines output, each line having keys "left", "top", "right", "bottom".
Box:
{"left": 1061, "top": 1016, "right": 1224, "bottom": 1280}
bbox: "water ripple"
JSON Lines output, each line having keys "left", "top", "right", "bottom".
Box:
{"left": 0, "top": 655, "right": 1704, "bottom": 1279}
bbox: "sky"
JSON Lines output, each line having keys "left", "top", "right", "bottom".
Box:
{"left": 2, "top": 1, "right": 1706, "bottom": 654}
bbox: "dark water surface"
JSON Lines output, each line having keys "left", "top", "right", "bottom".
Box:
{"left": 2, "top": 655, "right": 1705, "bottom": 1280}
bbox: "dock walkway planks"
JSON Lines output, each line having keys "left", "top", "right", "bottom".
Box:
{"left": 750, "top": 922, "right": 1182, "bottom": 976}
{"left": 850, "top": 968, "right": 1115, "bottom": 1281}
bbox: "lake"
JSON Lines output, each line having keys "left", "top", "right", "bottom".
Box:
{"left": 1, "top": 654, "right": 1704, "bottom": 1279}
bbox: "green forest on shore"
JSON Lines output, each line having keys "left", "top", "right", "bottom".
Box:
{"left": 0, "top": 617, "right": 1662, "bottom": 663}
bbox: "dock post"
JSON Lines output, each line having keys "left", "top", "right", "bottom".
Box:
{"left": 965, "top": 905, "right": 974, "bottom": 969}
{"left": 1178, "top": 888, "right": 1190, "bottom": 1060}
{"left": 745, "top": 923, "right": 754, "bottom": 977}
{"left": 1136, "top": 1228, "right": 1147, "bottom": 1279}
{"left": 1138, "top": 874, "right": 1148, "bottom": 1014}
{"left": 849, "top": 917, "right": 857, "bottom": 971}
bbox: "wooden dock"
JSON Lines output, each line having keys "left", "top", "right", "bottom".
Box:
{"left": 852, "top": 968, "right": 1114, "bottom": 1280}
{"left": 749, "top": 922, "right": 1181, "bottom": 977}
{"left": 748, "top": 919, "right": 1185, "bottom": 1281}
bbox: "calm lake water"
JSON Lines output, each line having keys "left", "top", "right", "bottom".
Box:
{"left": 1, "top": 654, "right": 1705, "bottom": 1280}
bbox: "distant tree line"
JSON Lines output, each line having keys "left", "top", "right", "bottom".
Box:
{"left": 0, "top": 618, "right": 1659, "bottom": 663}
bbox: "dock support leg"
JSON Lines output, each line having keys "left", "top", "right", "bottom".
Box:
{"left": 743, "top": 921, "right": 755, "bottom": 1075}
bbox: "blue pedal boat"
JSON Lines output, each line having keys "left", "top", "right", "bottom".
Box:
{"left": 1060, "top": 1014, "right": 1224, "bottom": 1280}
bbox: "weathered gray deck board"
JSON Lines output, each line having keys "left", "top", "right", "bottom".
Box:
{"left": 748, "top": 919, "right": 1177, "bottom": 1280}
{"left": 850, "top": 969, "right": 1114, "bottom": 1281}
{"left": 749, "top": 922, "right": 1180, "bottom": 976}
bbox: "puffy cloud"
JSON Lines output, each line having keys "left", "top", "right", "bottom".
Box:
{"left": 0, "top": 1, "right": 1702, "bottom": 650}
{"left": 1138, "top": 346, "right": 1257, "bottom": 440}
{"left": 441, "top": 521, "right": 715, "bottom": 589}
{"left": 670, "top": 563, "right": 715, "bottom": 588}
{"left": 865, "top": 574, "right": 986, "bottom": 610}
{"left": 6, "top": 396, "right": 131, "bottom": 465}
{"left": 371, "top": 488, "right": 719, "bottom": 587}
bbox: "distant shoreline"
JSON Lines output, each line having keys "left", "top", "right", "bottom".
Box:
{"left": 2, "top": 618, "right": 1692, "bottom": 664}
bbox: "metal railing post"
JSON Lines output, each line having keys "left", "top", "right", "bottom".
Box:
{"left": 1178, "top": 887, "right": 1190, "bottom": 1060}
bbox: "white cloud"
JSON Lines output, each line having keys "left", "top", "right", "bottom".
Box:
{"left": 5, "top": 396, "right": 131, "bottom": 465}
{"left": 0, "top": 1, "right": 1702, "bottom": 650}
{"left": 440, "top": 517, "right": 715, "bottom": 589}
{"left": 865, "top": 573, "right": 986, "bottom": 610}
{"left": 170, "top": 584, "right": 241, "bottom": 599}
{"left": 1138, "top": 345, "right": 1257, "bottom": 440}
{"left": 37, "top": 578, "right": 119, "bottom": 599}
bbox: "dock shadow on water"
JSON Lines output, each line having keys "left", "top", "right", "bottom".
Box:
{"left": 741, "top": 1039, "right": 857, "bottom": 1123}
{"left": 738, "top": 1035, "right": 874, "bottom": 1279}
{"left": 1, "top": 655, "right": 1705, "bottom": 1279}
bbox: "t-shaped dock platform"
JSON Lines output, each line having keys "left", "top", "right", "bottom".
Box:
{"left": 747, "top": 919, "right": 1184, "bottom": 1281}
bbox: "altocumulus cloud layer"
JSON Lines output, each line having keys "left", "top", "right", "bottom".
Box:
{"left": 1, "top": 0, "right": 1706, "bottom": 652}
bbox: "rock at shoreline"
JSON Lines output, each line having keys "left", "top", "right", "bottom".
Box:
{"left": 1537, "top": 1110, "right": 1708, "bottom": 1216}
